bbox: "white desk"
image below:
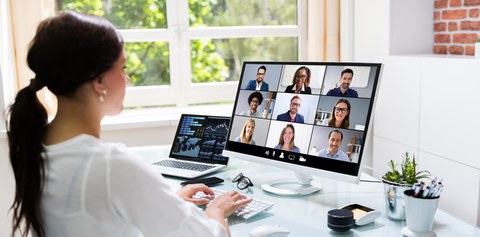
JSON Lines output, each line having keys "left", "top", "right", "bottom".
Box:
{"left": 130, "top": 145, "right": 480, "bottom": 237}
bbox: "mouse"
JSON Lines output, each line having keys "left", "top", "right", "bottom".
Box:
{"left": 249, "top": 224, "right": 290, "bottom": 237}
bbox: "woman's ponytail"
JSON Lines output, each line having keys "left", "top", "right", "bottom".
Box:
{"left": 7, "top": 81, "right": 47, "bottom": 237}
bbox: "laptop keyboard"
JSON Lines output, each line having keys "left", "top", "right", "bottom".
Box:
{"left": 154, "top": 160, "right": 215, "bottom": 172}
{"left": 193, "top": 188, "right": 274, "bottom": 219}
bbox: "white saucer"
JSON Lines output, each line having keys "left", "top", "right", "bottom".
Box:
{"left": 401, "top": 227, "right": 436, "bottom": 237}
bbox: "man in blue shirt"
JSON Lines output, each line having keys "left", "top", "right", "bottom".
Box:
{"left": 318, "top": 130, "right": 350, "bottom": 162}
{"left": 245, "top": 65, "right": 269, "bottom": 91}
{"left": 276, "top": 95, "right": 305, "bottom": 123}
{"left": 326, "top": 68, "right": 358, "bottom": 97}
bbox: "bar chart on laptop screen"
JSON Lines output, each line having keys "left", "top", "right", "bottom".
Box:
{"left": 172, "top": 116, "right": 230, "bottom": 161}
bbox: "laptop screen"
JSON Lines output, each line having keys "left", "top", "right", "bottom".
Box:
{"left": 169, "top": 114, "right": 230, "bottom": 165}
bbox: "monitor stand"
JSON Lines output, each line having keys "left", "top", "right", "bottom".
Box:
{"left": 260, "top": 172, "right": 322, "bottom": 196}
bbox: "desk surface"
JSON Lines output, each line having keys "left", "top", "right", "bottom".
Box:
{"left": 130, "top": 145, "right": 480, "bottom": 237}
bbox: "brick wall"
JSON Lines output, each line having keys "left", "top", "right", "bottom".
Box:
{"left": 434, "top": 0, "right": 480, "bottom": 55}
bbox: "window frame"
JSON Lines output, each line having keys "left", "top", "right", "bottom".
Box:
{"left": 121, "top": 0, "right": 307, "bottom": 108}
{"left": 0, "top": 0, "right": 16, "bottom": 131}
{"left": 0, "top": 0, "right": 308, "bottom": 113}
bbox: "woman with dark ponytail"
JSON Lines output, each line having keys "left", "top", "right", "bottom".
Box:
{"left": 7, "top": 11, "right": 250, "bottom": 237}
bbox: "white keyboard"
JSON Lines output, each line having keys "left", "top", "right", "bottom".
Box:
{"left": 193, "top": 188, "right": 274, "bottom": 219}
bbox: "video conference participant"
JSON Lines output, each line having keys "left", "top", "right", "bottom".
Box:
{"left": 284, "top": 66, "right": 312, "bottom": 94}
{"left": 321, "top": 98, "right": 351, "bottom": 129}
{"left": 245, "top": 65, "right": 269, "bottom": 91}
{"left": 318, "top": 130, "right": 350, "bottom": 162}
{"left": 6, "top": 11, "right": 251, "bottom": 237}
{"left": 274, "top": 124, "right": 300, "bottom": 153}
{"left": 235, "top": 118, "right": 256, "bottom": 145}
{"left": 276, "top": 95, "right": 305, "bottom": 123}
{"left": 326, "top": 68, "right": 358, "bottom": 97}
{"left": 239, "top": 91, "right": 263, "bottom": 118}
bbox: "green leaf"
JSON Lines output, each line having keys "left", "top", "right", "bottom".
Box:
{"left": 383, "top": 152, "right": 431, "bottom": 185}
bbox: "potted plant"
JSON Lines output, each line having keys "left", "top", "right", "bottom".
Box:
{"left": 382, "top": 152, "right": 430, "bottom": 220}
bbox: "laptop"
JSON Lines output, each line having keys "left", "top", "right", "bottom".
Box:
{"left": 152, "top": 114, "right": 230, "bottom": 179}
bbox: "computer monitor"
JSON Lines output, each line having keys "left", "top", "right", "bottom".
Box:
{"left": 223, "top": 61, "right": 382, "bottom": 196}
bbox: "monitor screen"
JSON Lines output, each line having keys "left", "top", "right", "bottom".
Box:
{"left": 223, "top": 61, "right": 382, "bottom": 194}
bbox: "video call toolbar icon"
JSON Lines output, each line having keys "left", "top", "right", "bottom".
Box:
{"left": 288, "top": 154, "right": 295, "bottom": 160}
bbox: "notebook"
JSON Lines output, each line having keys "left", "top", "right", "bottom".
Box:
{"left": 152, "top": 114, "right": 230, "bottom": 179}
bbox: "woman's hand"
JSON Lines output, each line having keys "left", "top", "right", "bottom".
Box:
{"left": 182, "top": 188, "right": 251, "bottom": 237}
{"left": 204, "top": 190, "right": 252, "bottom": 236}
{"left": 176, "top": 184, "right": 214, "bottom": 206}
{"left": 205, "top": 191, "right": 253, "bottom": 217}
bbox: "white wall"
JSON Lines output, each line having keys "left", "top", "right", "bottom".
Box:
{"left": 351, "top": 0, "right": 434, "bottom": 61}
{"left": 350, "top": 0, "right": 434, "bottom": 175}
{"left": 352, "top": 0, "right": 390, "bottom": 62}
{"left": 389, "top": 0, "right": 434, "bottom": 55}
{"left": 101, "top": 122, "right": 178, "bottom": 146}
{"left": 99, "top": 104, "right": 233, "bottom": 145}
{"left": 372, "top": 55, "right": 480, "bottom": 226}
{"left": 351, "top": 0, "right": 480, "bottom": 227}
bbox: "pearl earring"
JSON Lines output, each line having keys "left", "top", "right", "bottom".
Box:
{"left": 99, "top": 90, "right": 107, "bottom": 102}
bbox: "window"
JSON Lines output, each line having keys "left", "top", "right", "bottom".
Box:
{"left": 0, "top": 0, "right": 16, "bottom": 130}
{"left": 0, "top": 65, "right": 4, "bottom": 131}
{"left": 59, "top": 0, "right": 306, "bottom": 108}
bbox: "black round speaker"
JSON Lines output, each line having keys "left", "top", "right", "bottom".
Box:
{"left": 327, "top": 209, "right": 354, "bottom": 232}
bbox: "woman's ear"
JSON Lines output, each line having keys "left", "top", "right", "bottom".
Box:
{"left": 91, "top": 76, "right": 108, "bottom": 102}
{"left": 91, "top": 76, "right": 105, "bottom": 94}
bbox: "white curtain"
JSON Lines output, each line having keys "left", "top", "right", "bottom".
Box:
{"left": 307, "top": 0, "right": 340, "bottom": 61}
{"left": 10, "top": 0, "right": 56, "bottom": 113}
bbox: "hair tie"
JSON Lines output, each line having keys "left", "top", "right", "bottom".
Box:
{"left": 29, "top": 78, "right": 45, "bottom": 91}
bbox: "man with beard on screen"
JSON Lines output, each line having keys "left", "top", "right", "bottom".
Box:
{"left": 326, "top": 68, "right": 358, "bottom": 98}
{"left": 276, "top": 95, "right": 305, "bottom": 123}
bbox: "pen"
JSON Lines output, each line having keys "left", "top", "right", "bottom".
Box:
{"left": 410, "top": 177, "right": 444, "bottom": 198}
{"left": 432, "top": 185, "right": 443, "bottom": 198}
{"left": 407, "top": 177, "right": 444, "bottom": 198}
{"left": 414, "top": 181, "right": 424, "bottom": 197}
{"left": 422, "top": 186, "right": 430, "bottom": 198}
{"left": 410, "top": 183, "right": 418, "bottom": 191}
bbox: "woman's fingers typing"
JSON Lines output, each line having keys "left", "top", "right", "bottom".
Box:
{"left": 208, "top": 191, "right": 253, "bottom": 217}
